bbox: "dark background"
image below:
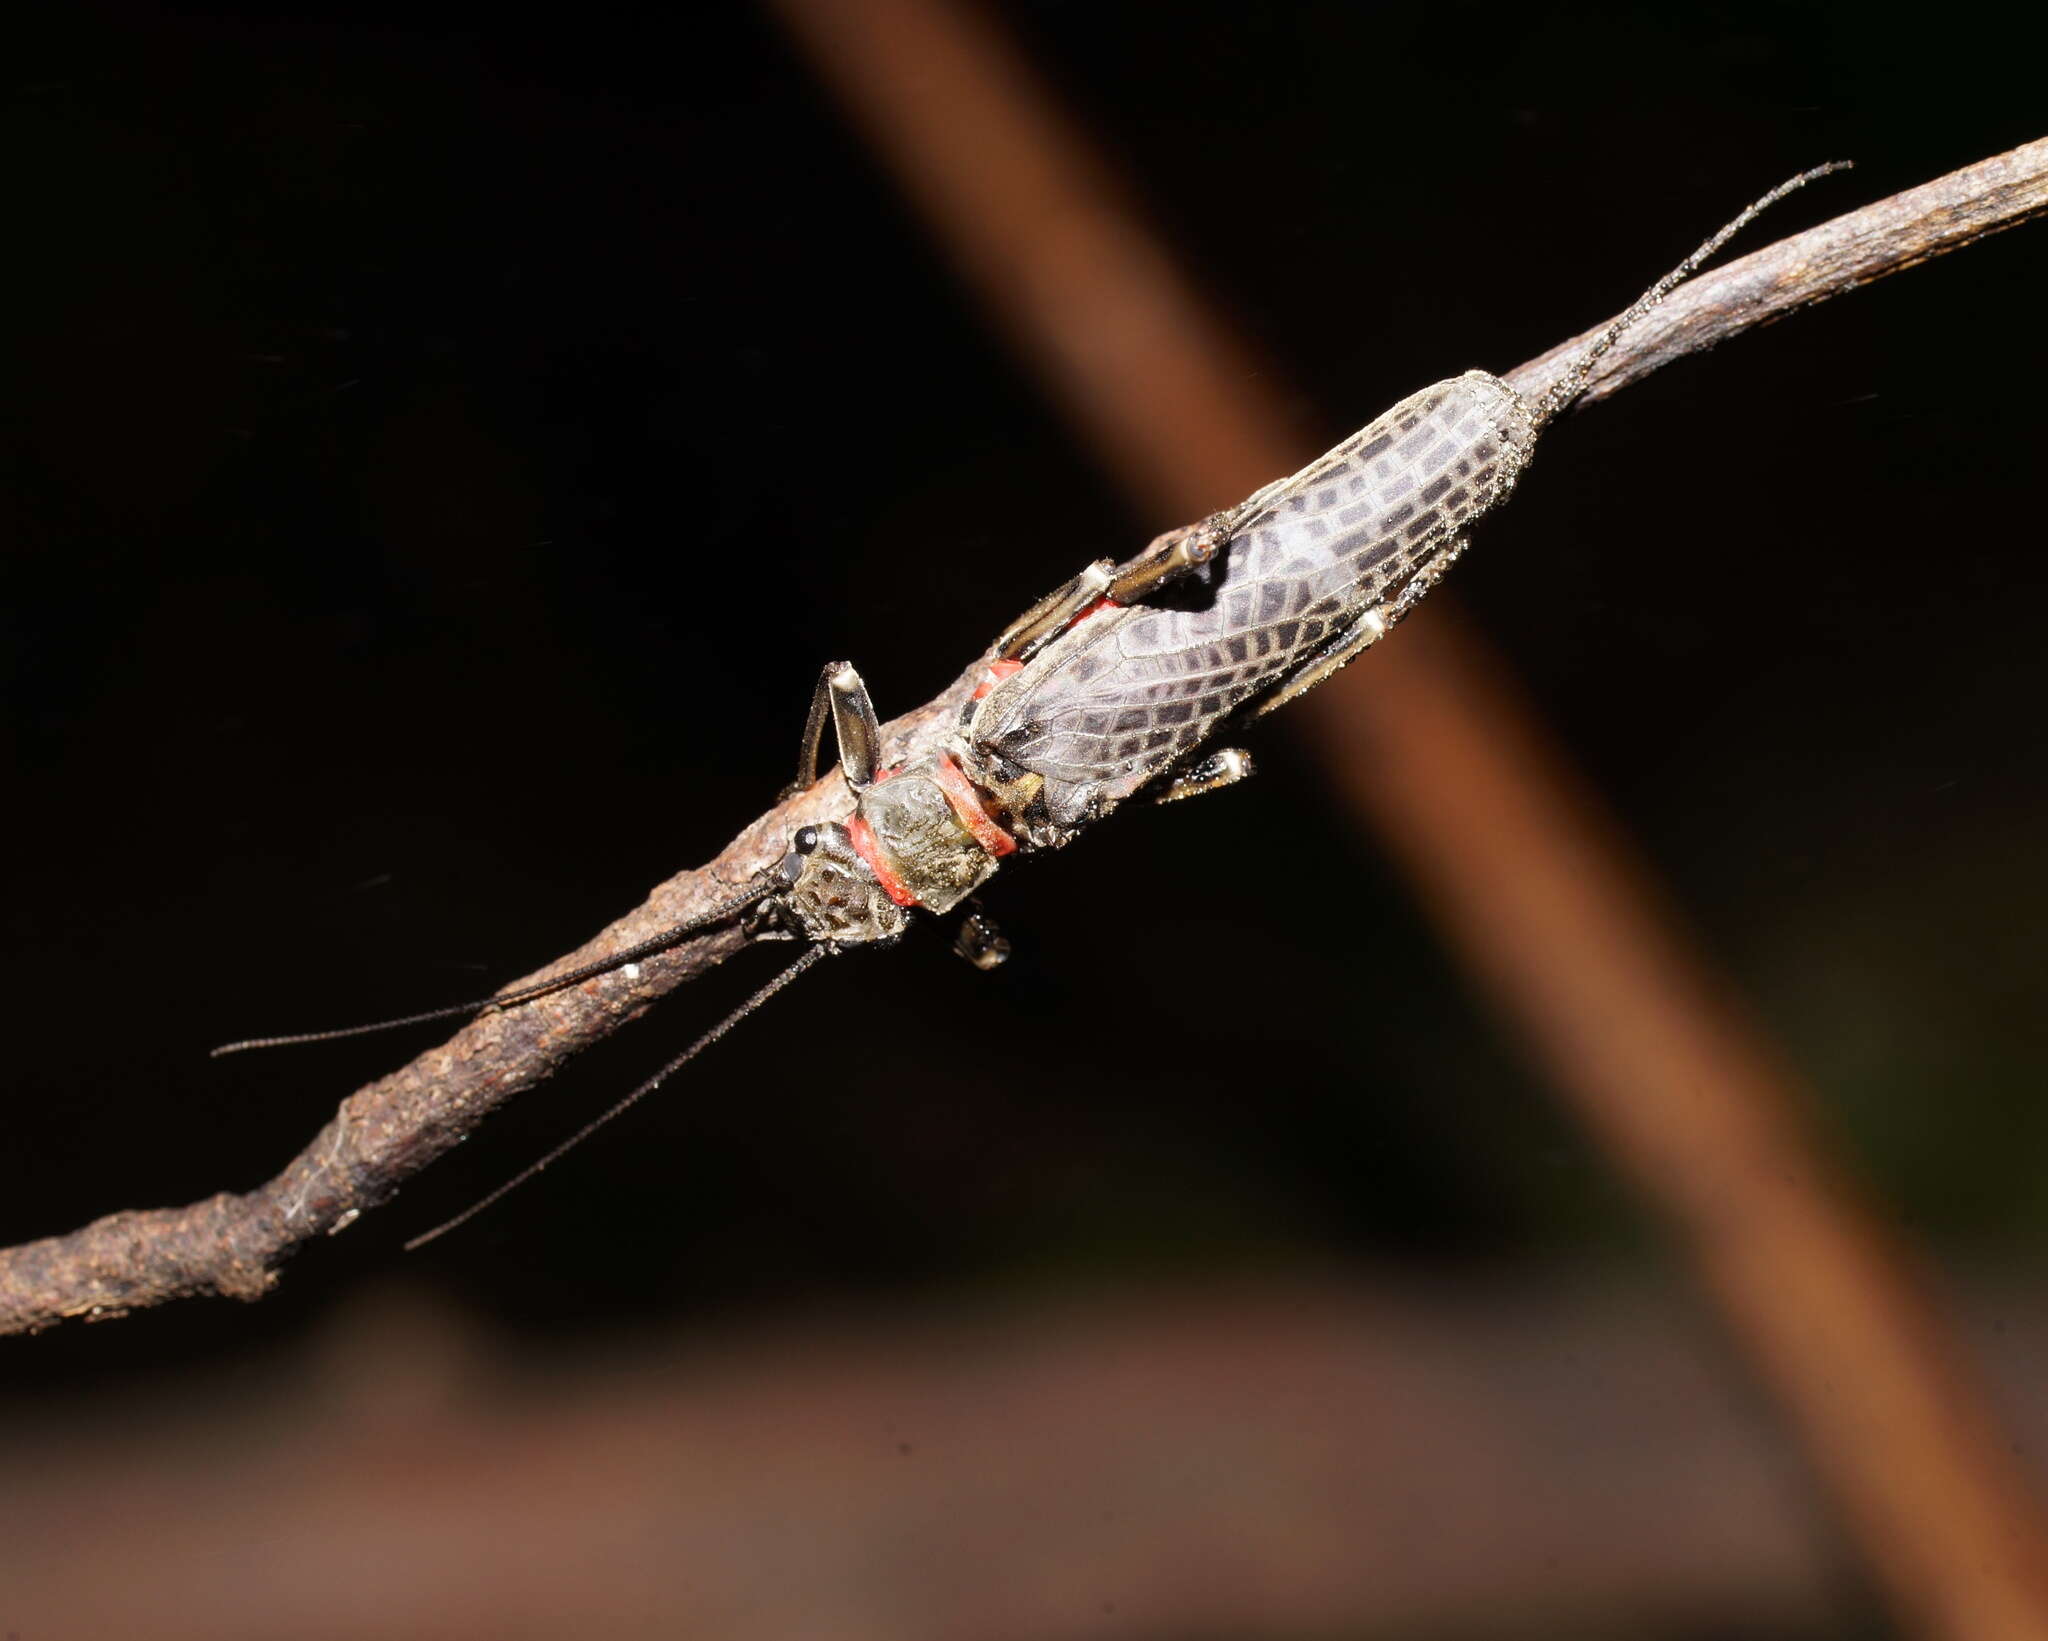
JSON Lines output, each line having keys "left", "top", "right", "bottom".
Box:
{"left": 2, "top": 5, "right": 2044, "bottom": 1629}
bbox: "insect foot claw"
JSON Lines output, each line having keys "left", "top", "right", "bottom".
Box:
{"left": 1157, "top": 748, "right": 1255, "bottom": 804}
{"left": 952, "top": 903, "right": 1012, "bottom": 971}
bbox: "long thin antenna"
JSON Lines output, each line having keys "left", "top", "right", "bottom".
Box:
{"left": 210, "top": 877, "right": 781, "bottom": 1056}
{"left": 403, "top": 941, "right": 829, "bottom": 1250}
{"left": 1531, "top": 161, "right": 1852, "bottom": 432}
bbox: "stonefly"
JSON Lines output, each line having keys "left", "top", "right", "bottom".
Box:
{"left": 214, "top": 165, "right": 1848, "bottom": 1247}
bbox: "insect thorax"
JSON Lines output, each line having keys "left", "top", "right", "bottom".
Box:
{"left": 855, "top": 765, "right": 1000, "bottom": 914}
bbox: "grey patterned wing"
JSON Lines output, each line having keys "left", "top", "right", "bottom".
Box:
{"left": 969, "top": 371, "right": 1534, "bottom": 829}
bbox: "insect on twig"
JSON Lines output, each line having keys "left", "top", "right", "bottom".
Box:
{"left": 213, "top": 164, "right": 1850, "bottom": 1248}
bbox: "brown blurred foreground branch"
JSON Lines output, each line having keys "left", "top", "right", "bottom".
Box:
{"left": 0, "top": 1274, "right": 1934, "bottom": 1637}
{"left": 0, "top": 139, "right": 2041, "bottom": 1380}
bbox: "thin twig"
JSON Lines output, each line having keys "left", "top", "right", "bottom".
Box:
{"left": 2, "top": 141, "right": 2044, "bottom": 1339}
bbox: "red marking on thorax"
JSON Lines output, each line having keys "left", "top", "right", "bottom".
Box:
{"left": 970, "top": 599, "right": 1121, "bottom": 704}
{"left": 931, "top": 754, "right": 1017, "bottom": 857}
{"left": 970, "top": 658, "right": 1025, "bottom": 702}
{"left": 845, "top": 815, "right": 920, "bottom": 907}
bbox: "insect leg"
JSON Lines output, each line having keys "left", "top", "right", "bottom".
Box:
{"left": 996, "top": 559, "right": 1116, "bottom": 661}
{"left": 788, "top": 663, "right": 836, "bottom": 795}
{"left": 1104, "top": 513, "right": 1231, "bottom": 604}
{"left": 996, "top": 515, "right": 1232, "bottom": 663}
{"left": 1253, "top": 608, "right": 1390, "bottom": 719}
{"left": 1253, "top": 537, "right": 1471, "bottom": 719}
{"left": 789, "top": 661, "right": 882, "bottom": 792}
{"left": 1156, "top": 747, "right": 1255, "bottom": 804}
{"left": 951, "top": 900, "right": 1012, "bottom": 970}
{"left": 1383, "top": 534, "right": 1471, "bottom": 625}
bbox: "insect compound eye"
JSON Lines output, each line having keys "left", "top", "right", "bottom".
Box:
{"left": 793, "top": 825, "right": 821, "bottom": 855}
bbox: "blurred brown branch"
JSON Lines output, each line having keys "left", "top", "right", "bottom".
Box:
{"left": 2, "top": 141, "right": 2044, "bottom": 1347}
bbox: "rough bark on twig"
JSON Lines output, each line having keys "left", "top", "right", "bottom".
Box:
{"left": 3, "top": 138, "right": 2043, "bottom": 1338}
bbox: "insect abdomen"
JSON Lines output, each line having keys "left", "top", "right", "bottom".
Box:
{"left": 969, "top": 372, "right": 1534, "bottom": 828}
